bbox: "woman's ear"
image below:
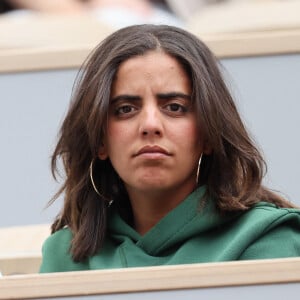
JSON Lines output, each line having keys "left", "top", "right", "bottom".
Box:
{"left": 98, "top": 144, "right": 108, "bottom": 160}
{"left": 203, "top": 139, "right": 213, "bottom": 155}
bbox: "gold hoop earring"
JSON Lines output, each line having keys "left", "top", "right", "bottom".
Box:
{"left": 196, "top": 153, "right": 203, "bottom": 184}
{"left": 89, "top": 159, "right": 113, "bottom": 206}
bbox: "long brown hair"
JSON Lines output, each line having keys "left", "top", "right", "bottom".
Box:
{"left": 50, "top": 24, "right": 295, "bottom": 262}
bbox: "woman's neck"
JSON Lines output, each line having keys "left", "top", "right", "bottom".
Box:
{"left": 127, "top": 186, "right": 195, "bottom": 235}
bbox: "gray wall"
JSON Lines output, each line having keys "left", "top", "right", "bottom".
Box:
{"left": 222, "top": 54, "right": 300, "bottom": 204}
{"left": 40, "top": 283, "right": 300, "bottom": 299}
{"left": 0, "top": 69, "right": 76, "bottom": 227}
{"left": 1, "top": 53, "right": 299, "bottom": 227}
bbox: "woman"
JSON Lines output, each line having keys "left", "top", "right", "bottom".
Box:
{"left": 40, "top": 24, "right": 300, "bottom": 273}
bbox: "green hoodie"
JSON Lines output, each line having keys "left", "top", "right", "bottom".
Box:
{"left": 39, "top": 186, "right": 300, "bottom": 273}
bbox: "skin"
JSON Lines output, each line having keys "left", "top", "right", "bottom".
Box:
{"left": 99, "top": 51, "right": 211, "bottom": 235}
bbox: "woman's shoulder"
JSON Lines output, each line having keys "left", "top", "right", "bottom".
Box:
{"left": 227, "top": 201, "right": 300, "bottom": 242}
{"left": 39, "top": 227, "right": 75, "bottom": 273}
{"left": 240, "top": 201, "right": 300, "bottom": 227}
{"left": 42, "top": 227, "right": 73, "bottom": 249}
{"left": 238, "top": 202, "right": 300, "bottom": 259}
{"left": 249, "top": 201, "right": 300, "bottom": 217}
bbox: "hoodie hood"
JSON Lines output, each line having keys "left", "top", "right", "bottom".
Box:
{"left": 108, "top": 186, "right": 235, "bottom": 256}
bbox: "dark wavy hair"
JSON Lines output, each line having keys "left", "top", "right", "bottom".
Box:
{"left": 50, "top": 24, "right": 294, "bottom": 262}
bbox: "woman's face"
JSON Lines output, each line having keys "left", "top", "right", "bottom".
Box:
{"left": 99, "top": 51, "right": 209, "bottom": 199}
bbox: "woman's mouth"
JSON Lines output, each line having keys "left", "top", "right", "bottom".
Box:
{"left": 134, "top": 145, "right": 171, "bottom": 158}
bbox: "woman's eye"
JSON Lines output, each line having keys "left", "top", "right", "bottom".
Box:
{"left": 115, "top": 105, "right": 136, "bottom": 115}
{"left": 165, "top": 103, "right": 187, "bottom": 113}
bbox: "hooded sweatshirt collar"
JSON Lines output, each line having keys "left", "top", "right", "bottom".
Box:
{"left": 108, "top": 186, "right": 234, "bottom": 256}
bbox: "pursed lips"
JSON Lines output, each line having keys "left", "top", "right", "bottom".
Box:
{"left": 133, "top": 145, "right": 171, "bottom": 157}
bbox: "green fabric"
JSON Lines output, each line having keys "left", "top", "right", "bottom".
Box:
{"left": 39, "top": 186, "right": 300, "bottom": 273}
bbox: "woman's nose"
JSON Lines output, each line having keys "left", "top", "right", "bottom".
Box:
{"left": 139, "top": 104, "right": 163, "bottom": 137}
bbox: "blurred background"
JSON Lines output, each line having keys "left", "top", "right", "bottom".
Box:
{"left": 1, "top": 0, "right": 300, "bottom": 36}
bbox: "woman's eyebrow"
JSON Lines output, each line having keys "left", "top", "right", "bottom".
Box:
{"left": 156, "top": 92, "right": 191, "bottom": 100}
{"left": 110, "top": 92, "right": 191, "bottom": 103}
{"left": 110, "top": 95, "right": 141, "bottom": 103}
